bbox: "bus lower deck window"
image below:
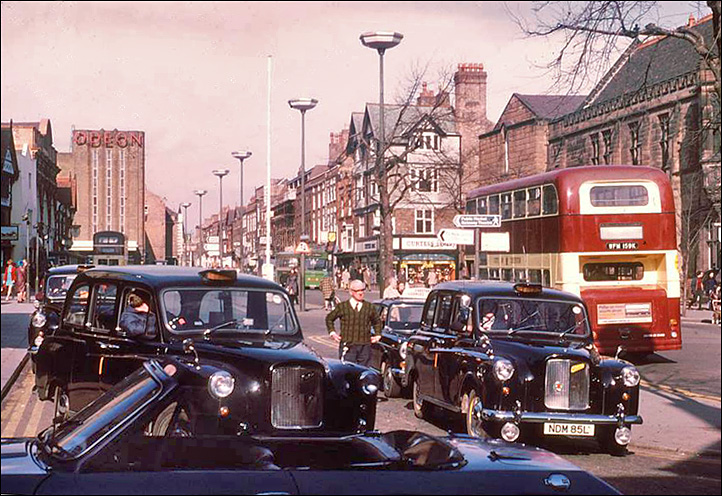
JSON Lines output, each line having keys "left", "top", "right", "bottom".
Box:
{"left": 583, "top": 262, "right": 644, "bottom": 281}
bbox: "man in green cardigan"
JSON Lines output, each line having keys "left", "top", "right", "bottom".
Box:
{"left": 325, "top": 279, "right": 382, "bottom": 366}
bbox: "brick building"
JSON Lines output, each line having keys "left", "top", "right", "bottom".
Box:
{"left": 548, "top": 14, "right": 720, "bottom": 272}
{"left": 58, "top": 129, "right": 146, "bottom": 263}
{"left": 144, "top": 188, "right": 178, "bottom": 264}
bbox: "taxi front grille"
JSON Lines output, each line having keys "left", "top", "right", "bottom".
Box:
{"left": 544, "top": 359, "right": 590, "bottom": 410}
{"left": 271, "top": 365, "right": 323, "bottom": 429}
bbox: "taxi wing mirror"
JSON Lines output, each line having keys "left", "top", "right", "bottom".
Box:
{"left": 183, "top": 338, "right": 200, "bottom": 367}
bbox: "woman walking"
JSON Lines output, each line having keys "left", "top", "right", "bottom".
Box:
{"left": 16, "top": 260, "right": 27, "bottom": 303}
{"left": 3, "top": 259, "right": 16, "bottom": 301}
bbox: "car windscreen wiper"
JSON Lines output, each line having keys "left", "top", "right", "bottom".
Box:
{"left": 203, "top": 319, "right": 238, "bottom": 339}
{"left": 557, "top": 319, "right": 588, "bottom": 340}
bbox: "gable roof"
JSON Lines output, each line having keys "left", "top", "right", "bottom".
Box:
{"left": 586, "top": 15, "right": 715, "bottom": 107}
{"left": 364, "top": 103, "right": 457, "bottom": 142}
{"left": 515, "top": 94, "right": 587, "bottom": 120}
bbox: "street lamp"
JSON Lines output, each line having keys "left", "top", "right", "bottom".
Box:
{"left": 212, "top": 169, "right": 230, "bottom": 267}
{"left": 232, "top": 150, "right": 252, "bottom": 273}
{"left": 194, "top": 189, "right": 207, "bottom": 266}
{"left": 180, "top": 202, "right": 191, "bottom": 266}
{"left": 360, "top": 30, "right": 403, "bottom": 298}
{"left": 288, "top": 97, "right": 318, "bottom": 312}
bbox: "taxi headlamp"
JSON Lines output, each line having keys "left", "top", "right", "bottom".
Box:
{"left": 208, "top": 370, "right": 235, "bottom": 398}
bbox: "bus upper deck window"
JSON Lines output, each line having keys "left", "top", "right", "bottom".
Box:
{"left": 527, "top": 187, "right": 541, "bottom": 216}
{"left": 478, "top": 197, "right": 488, "bottom": 215}
{"left": 590, "top": 185, "right": 648, "bottom": 207}
{"left": 488, "top": 195, "right": 500, "bottom": 215}
{"left": 513, "top": 190, "right": 527, "bottom": 218}
{"left": 465, "top": 199, "right": 477, "bottom": 214}
{"left": 501, "top": 193, "right": 512, "bottom": 220}
{"left": 542, "top": 185, "right": 558, "bottom": 215}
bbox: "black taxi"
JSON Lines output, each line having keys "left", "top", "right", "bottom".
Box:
{"left": 369, "top": 298, "right": 426, "bottom": 398}
{"left": 33, "top": 265, "right": 379, "bottom": 436}
{"left": 405, "top": 281, "right": 643, "bottom": 455}
{"left": 27, "top": 265, "right": 93, "bottom": 358}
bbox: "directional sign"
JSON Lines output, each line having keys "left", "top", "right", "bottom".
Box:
{"left": 453, "top": 214, "right": 501, "bottom": 229}
{"left": 437, "top": 228, "right": 475, "bottom": 245}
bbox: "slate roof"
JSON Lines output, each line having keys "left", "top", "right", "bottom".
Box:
{"left": 365, "top": 103, "right": 457, "bottom": 140}
{"left": 515, "top": 94, "right": 587, "bottom": 120}
{"left": 587, "top": 16, "right": 715, "bottom": 106}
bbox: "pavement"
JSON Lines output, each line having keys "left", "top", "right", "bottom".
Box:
{"left": 2, "top": 296, "right": 720, "bottom": 458}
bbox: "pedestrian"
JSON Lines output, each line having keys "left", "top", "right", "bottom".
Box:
{"left": 688, "top": 271, "right": 705, "bottom": 310}
{"left": 703, "top": 270, "right": 716, "bottom": 310}
{"left": 426, "top": 268, "right": 438, "bottom": 288}
{"left": 362, "top": 266, "right": 372, "bottom": 290}
{"left": 325, "top": 279, "right": 382, "bottom": 366}
{"left": 16, "top": 260, "right": 27, "bottom": 303}
{"left": 285, "top": 269, "right": 299, "bottom": 307}
{"left": 383, "top": 276, "right": 401, "bottom": 299}
{"left": 3, "top": 259, "right": 16, "bottom": 301}
{"left": 341, "top": 267, "right": 350, "bottom": 289}
{"left": 119, "top": 291, "right": 158, "bottom": 339}
{"left": 320, "top": 271, "right": 336, "bottom": 311}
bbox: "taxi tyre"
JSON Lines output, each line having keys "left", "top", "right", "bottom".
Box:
{"left": 53, "top": 386, "right": 71, "bottom": 424}
{"left": 382, "top": 361, "right": 402, "bottom": 399}
{"left": 148, "top": 403, "right": 194, "bottom": 437}
{"left": 598, "top": 425, "right": 629, "bottom": 456}
{"left": 465, "top": 390, "right": 494, "bottom": 440}
{"left": 412, "top": 377, "right": 431, "bottom": 419}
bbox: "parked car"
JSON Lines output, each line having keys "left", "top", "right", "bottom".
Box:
{"left": 2, "top": 358, "right": 621, "bottom": 495}
{"left": 405, "top": 281, "right": 643, "bottom": 455}
{"left": 370, "top": 298, "right": 426, "bottom": 398}
{"left": 27, "top": 265, "right": 93, "bottom": 359}
{"left": 33, "top": 265, "right": 379, "bottom": 436}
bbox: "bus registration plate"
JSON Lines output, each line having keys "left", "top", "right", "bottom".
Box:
{"left": 544, "top": 423, "right": 595, "bottom": 437}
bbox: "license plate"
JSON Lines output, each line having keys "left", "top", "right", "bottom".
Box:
{"left": 543, "top": 423, "right": 595, "bottom": 437}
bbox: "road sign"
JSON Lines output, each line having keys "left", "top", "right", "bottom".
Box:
{"left": 295, "top": 241, "right": 311, "bottom": 254}
{"left": 453, "top": 214, "right": 501, "bottom": 228}
{"left": 437, "top": 228, "right": 474, "bottom": 245}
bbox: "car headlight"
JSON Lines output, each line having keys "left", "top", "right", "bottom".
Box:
{"left": 208, "top": 370, "right": 235, "bottom": 398}
{"left": 493, "top": 358, "right": 515, "bottom": 382}
{"left": 359, "top": 370, "right": 379, "bottom": 395}
{"left": 621, "top": 366, "right": 640, "bottom": 387}
{"left": 399, "top": 341, "right": 408, "bottom": 360}
{"left": 32, "top": 312, "right": 47, "bottom": 328}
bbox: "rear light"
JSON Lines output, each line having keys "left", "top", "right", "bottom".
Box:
{"left": 670, "top": 318, "right": 679, "bottom": 336}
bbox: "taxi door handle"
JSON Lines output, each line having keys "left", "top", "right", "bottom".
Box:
{"left": 98, "top": 342, "right": 120, "bottom": 350}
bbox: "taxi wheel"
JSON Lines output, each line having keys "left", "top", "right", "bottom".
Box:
{"left": 598, "top": 426, "right": 628, "bottom": 456}
{"left": 53, "top": 387, "right": 70, "bottom": 424}
{"left": 382, "top": 362, "right": 402, "bottom": 399}
{"left": 466, "top": 391, "right": 493, "bottom": 439}
{"left": 149, "top": 403, "right": 194, "bottom": 437}
{"left": 412, "top": 378, "right": 431, "bottom": 419}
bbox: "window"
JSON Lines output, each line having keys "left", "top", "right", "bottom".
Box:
{"left": 477, "top": 197, "right": 488, "bottom": 215}
{"left": 423, "top": 295, "right": 438, "bottom": 326}
{"left": 513, "top": 190, "right": 526, "bottom": 218}
{"left": 92, "top": 283, "right": 119, "bottom": 332}
{"left": 415, "top": 209, "right": 433, "bottom": 234}
{"left": 64, "top": 284, "right": 91, "bottom": 327}
{"left": 542, "top": 185, "right": 558, "bottom": 215}
{"left": 488, "top": 195, "right": 500, "bottom": 215}
{"left": 433, "top": 293, "right": 453, "bottom": 329}
{"left": 629, "top": 122, "right": 641, "bottom": 165}
{"left": 590, "top": 185, "right": 648, "bottom": 207}
{"left": 601, "top": 130, "right": 613, "bottom": 164}
{"left": 658, "top": 114, "right": 671, "bottom": 173}
{"left": 583, "top": 262, "right": 644, "bottom": 281}
{"left": 590, "top": 133, "right": 600, "bottom": 165}
{"left": 527, "top": 187, "right": 541, "bottom": 216}
{"left": 413, "top": 168, "right": 438, "bottom": 192}
{"left": 465, "top": 199, "right": 477, "bottom": 214}
{"left": 500, "top": 193, "right": 512, "bottom": 220}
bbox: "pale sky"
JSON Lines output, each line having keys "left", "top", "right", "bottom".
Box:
{"left": 1, "top": 1, "right": 697, "bottom": 229}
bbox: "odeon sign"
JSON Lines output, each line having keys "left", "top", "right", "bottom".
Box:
{"left": 74, "top": 130, "right": 144, "bottom": 148}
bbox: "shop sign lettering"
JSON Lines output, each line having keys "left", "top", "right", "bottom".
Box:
{"left": 74, "top": 130, "right": 144, "bottom": 148}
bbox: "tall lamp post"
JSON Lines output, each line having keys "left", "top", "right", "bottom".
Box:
{"left": 212, "top": 169, "right": 230, "bottom": 267}
{"left": 180, "top": 202, "right": 191, "bottom": 266}
{"left": 194, "top": 189, "right": 207, "bottom": 266}
{"left": 360, "top": 30, "right": 403, "bottom": 298}
{"left": 231, "top": 151, "right": 252, "bottom": 273}
{"left": 288, "top": 97, "right": 318, "bottom": 312}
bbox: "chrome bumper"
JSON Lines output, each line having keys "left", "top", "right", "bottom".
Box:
{"left": 481, "top": 409, "right": 643, "bottom": 426}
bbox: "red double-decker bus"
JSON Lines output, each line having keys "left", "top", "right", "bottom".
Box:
{"left": 465, "top": 165, "right": 680, "bottom": 355}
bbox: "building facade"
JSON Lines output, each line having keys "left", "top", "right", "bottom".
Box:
{"left": 58, "top": 129, "right": 146, "bottom": 263}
